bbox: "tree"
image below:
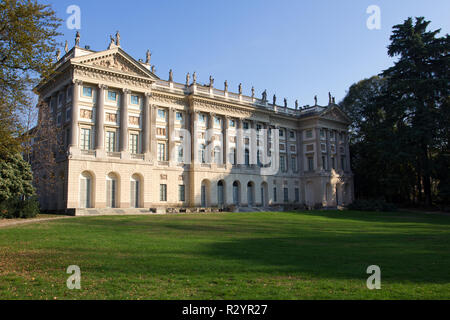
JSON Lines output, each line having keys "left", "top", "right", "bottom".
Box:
{"left": 341, "top": 17, "right": 450, "bottom": 208}
{"left": 0, "top": 152, "right": 34, "bottom": 202}
{"left": 381, "top": 17, "right": 449, "bottom": 206}
{"left": 0, "top": 0, "right": 61, "bottom": 157}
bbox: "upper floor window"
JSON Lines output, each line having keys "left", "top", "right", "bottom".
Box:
{"left": 320, "top": 129, "right": 325, "bottom": 138}
{"left": 229, "top": 119, "right": 236, "bottom": 128}
{"left": 243, "top": 122, "right": 249, "bottom": 130}
{"left": 157, "top": 109, "right": 166, "bottom": 120}
{"left": 330, "top": 131, "right": 335, "bottom": 139}
{"left": 280, "top": 155, "right": 286, "bottom": 172}
{"left": 66, "top": 87, "right": 72, "bottom": 101}
{"left": 80, "top": 128, "right": 91, "bottom": 150}
{"left": 108, "top": 91, "right": 117, "bottom": 101}
{"left": 106, "top": 131, "right": 116, "bottom": 152}
{"left": 279, "top": 129, "right": 284, "bottom": 137}
{"left": 129, "top": 133, "right": 139, "bottom": 154}
{"left": 307, "top": 157, "right": 314, "bottom": 171}
{"left": 214, "top": 117, "right": 221, "bottom": 127}
{"left": 305, "top": 130, "right": 313, "bottom": 139}
{"left": 158, "top": 143, "right": 167, "bottom": 161}
{"left": 82, "top": 86, "right": 93, "bottom": 97}
{"left": 290, "top": 131, "right": 295, "bottom": 139}
{"left": 199, "top": 114, "right": 206, "bottom": 124}
{"left": 131, "top": 95, "right": 139, "bottom": 105}
{"left": 176, "top": 112, "right": 183, "bottom": 121}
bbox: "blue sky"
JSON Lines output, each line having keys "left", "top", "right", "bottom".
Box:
{"left": 43, "top": 0, "right": 450, "bottom": 106}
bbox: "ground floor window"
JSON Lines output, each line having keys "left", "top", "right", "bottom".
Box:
{"left": 179, "top": 185, "right": 185, "bottom": 202}
{"left": 160, "top": 184, "right": 167, "bottom": 201}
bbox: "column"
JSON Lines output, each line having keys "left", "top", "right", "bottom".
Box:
{"left": 336, "top": 131, "right": 342, "bottom": 172}
{"left": 297, "top": 129, "right": 303, "bottom": 174}
{"left": 250, "top": 120, "right": 257, "bottom": 166}
{"left": 150, "top": 105, "right": 157, "bottom": 162}
{"left": 143, "top": 93, "right": 151, "bottom": 158}
{"left": 326, "top": 129, "right": 331, "bottom": 171}
{"left": 190, "top": 110, "right": 199, "bottom": 164}
{"left": 223, "top": 116, "right": 229, "bottom": 165}
{"left": 315, "top": 128, "right": 323, "bottom": 172}
{"left": 344, "top": 133, "right": 351, "bottom": 173}
{"left": 95, "top": 84, "right": 106, "bottom": 156}
{"left": 207, "top": 113, "right": 215, "bottom": 164}
{"left": 168, "top": 107, "right": 176, "bottom": 165}
{"left": 70, "top": 80, "right": 81, "bottom": 149}
{"left": 236, "top": 119, "right": 244, "bottom": 166}
{"left": 120, "top": 89, "right": 129, "bottom": 153}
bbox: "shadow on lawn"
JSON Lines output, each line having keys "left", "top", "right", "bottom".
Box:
{"left": 286, "top": 210, "right": 450, "bottom": 226}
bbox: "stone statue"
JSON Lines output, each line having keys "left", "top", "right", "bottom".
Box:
{"left": 146, "top": 50, "right": 151, "bottom": 64}
{"left": 193, "top": 72, "right": 197, "bottom": 84}
{"left": 169, "top": 69, "right": 173, "bottom": 82}
{"left": 238, "top": 83, "right": 242, "bottom": 95}
{"left": 109, "top": 35, "right": 115, "bottom": 46}
{"left": 75, "top": 31, "right": 80, "bottom": 47}
{"left": 64, "top": 40, "right": 69, "bottom": 53}
{"left": 56, "top": 48, "right": 61, "bottom": 60}
{"left": 273, "top": 94, "right": 276, "bottom": 105}
{"left": 284, "top": 98, "right": 287, "bottom": 108}
{"left": 209, "top": 75, "right": 214, "bottom": 87}
{"left": 151, "top": 65, "right": 155, "bottom": 73}
{"left": 295, "top": 100, "right": 299, "bottom": 110}
{"left": 186, "top": 72, "right": 190, "bottom": 86}
{"left": 314, "top": 95, "right": 318, "bottom": 105}
{"left": 332, "top": 97, "right": 336, "bottom": 104}
{"left": 115, "top": 31, "right": 121, "bottom": 46}
{"left": 262, "top": 90, "right": 267, "bottom": 101}
{"left": 251, "top": 86, "right": 255, "bottom": 98}
{"left": 328, "top": 92, "right": 332, "bottom": 104}
{"left": 224, "top": 80, "right": 228, "bottom": 92}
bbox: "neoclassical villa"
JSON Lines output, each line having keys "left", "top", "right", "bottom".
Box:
{"left": 34, "top": 33, "right": 353, "bottom": 215}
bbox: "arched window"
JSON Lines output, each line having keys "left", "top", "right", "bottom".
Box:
{"left": 79, "top": 172, "right": 92, "bottom": 208}
{"left": 106, "top": 173, "right": 118, "bottom": 208}
{"left": 233, "top": 181, "right": 240, "bottom": 205}
{"left": 247, "top": 182, "right": 255, "bottom": 207}
{"left": 130, "top": 174, "right": 141, "bottom": 208}
{"left": 217, "top": 180, "right": 225, "bottom": 206}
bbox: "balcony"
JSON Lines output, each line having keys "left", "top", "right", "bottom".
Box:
{"left": 131, "top": 153, "right": 144, "bottom": 160}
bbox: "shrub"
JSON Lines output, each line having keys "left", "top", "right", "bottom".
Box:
{"left": 0, "top": 197, "right": 39, "bottom": 219}
{"left": 347, "top": 199, "right": 397, "bottom": 212}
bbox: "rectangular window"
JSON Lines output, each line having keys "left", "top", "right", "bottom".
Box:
{"left": 179, "top": 185, "right": 185, "bottom": 202}
{"left": 106, "top": 131, "right": 116, "bottom": 152}
{"left": 176, "top": 112, "right": 183, "bottom": 121}
{"left": 199, "top": 114, "right": 206, "bottom": 123}
{"left": 158, "top": 109, "right": 166, "bottom": 120}
{"left": 284, "top": 188, "right": 289, "bottom": 202}
{"left": 214, "top": 117, "right": 221, "bottom": 127}
{"left": 308, "top": 157, "right": 314, "bottom": 171}
{"left": 331, "top": 157, "right": 336, "bottom": 169}
{"left": 131, "top": 95, "right": 139, "bottom": 105}
{"left": 295, "top": 188, "right": 300, "bottom": 202}
{"left": 80, "top": 128, "right": 91, "bottom": 150}
{"left": 108, "top": 91, "right": 117, "bottom": 101}
{"left": 160, "top": 184, "right": 167, "bottom": 201}
{"left": 279, "top": 129, "right": 284, "bottom": 137}
{"left": 341, "top": 156, "right": 346, "bottom": 171}
{"left": 290, "top": 131, "right": 295, "bottom": 139}
{"left": 156, "top": 127, "right": 166, "bottom": 136}
{"left": 320, "top": 129, "right": 325, "bottom": 138}
{"left": 229, "top": 119, "right": 236, "bottom": 127}
{"left": 82, "top": 86, "right": 93, "bottom": 97}
{"left": 273, "top": 187, "right": 277, "bottom": 202}
{"left": 291, "top": 156, "right": 297, "bottom": 172}
{"left": 129, "top": 133, "right": 139, "bottom": 154}
{"left": 322, "top": 156, "right": 326, "bottom": 170}
{"left": 243, "top": 122, "right": 249, "bottom": 130}
{"left": 280, "top": 155, "right": 286, "bottom": 172}
{"left": 305, "top": 130, "right": 313, "bottom": 138}
{"left": 67, "top": 87, "right": 72, "bottom": 101}
{"left": 158, "top": 143, "right": 166, "bottom": 161}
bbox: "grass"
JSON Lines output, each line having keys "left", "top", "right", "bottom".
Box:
{"left": 0, "top": 210, "right": 449, "bottom": 299}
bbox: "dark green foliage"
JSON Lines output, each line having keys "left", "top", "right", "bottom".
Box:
{"left": 347, "top": 199, "right": 397, "bottom": 212}
{"left": 341, "top": 17, "right": 450, "bottom": 208}
{"left": 0, "top": 197, "right": 39, "bottom": 219}
{"left": 0, "top": 152, "right": 35, "bottom": 202}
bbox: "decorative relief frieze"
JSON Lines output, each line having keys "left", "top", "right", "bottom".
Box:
{"left": 129, "top": 116, "right": 140, "bottom": 126}
{"left": 73, "top": 67, "right": 152, "bottom": 90}
{"left": 80, "top": 109, "right": 92, "bottom": 119}
{"left": 106, "top": 113, "right": 117, "bottom": 123}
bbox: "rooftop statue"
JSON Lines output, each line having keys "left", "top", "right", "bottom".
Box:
{"left": 115, "top": 30, "right": 121, "bottom": 46}
{"left": 64, "top": 40, "right": 69, "bottom": 53}
{"left": 224, "top": 80, "right": 228, "bottom": 92}
{"left": 146, "top": 50, "right": 151, "bottom": 64}
{"left": 186, "top": 72, "right": 190, "bottom": 86}
{"left": 238, "top": 83, "right": 242, "bottom": 94}
{"left": 56, "top": 48, "right": 61, "bottom": 60}
{"left": 209, "top": 75, "right": 214, "bottom": 87}
{"left": 251, "top": 86, "right": 255, "bottom": 98}
{"left": 273, "top": 94, "right": 276, "bottom": 105}
{"left": 314, "top": 95, "right": 318, "bottom": 105}
{"left": 193, "top": 72, "right": 197, "bottom": 84}
{"left": 75, "top": 31, "right": 80, "bottom": 46}
{"left": 284, "top": 98, "right": 287, "bottom": 108}
{"left": 151, "top": 65, "right": 155, "bottom": 73}
{"left": 295, "top": 100, "right": 299, "bottom": 110}
{"left": 262, "top": 90, "right": 267, "bottom": 101}
{"left": 169, "top": 69, "right": 173, "bottom": 82}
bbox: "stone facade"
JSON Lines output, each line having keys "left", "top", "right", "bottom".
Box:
{"left": 34, "top": 41, "right": 353, "bottom": 215}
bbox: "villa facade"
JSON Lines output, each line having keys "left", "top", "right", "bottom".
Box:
{"left": 34, "top": 35, "right": 353, "bottom": 215}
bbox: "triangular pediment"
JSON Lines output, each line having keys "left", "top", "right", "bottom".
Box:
{"left": 320, "top": 105, "right": 351, "bottom": 124}
{"left": 71, "top": 47, "right": 159, "bottom": 80}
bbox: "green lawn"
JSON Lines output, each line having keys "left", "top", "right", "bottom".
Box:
{"left": 0, "top": 210, "right": 449, "bottom": 299}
